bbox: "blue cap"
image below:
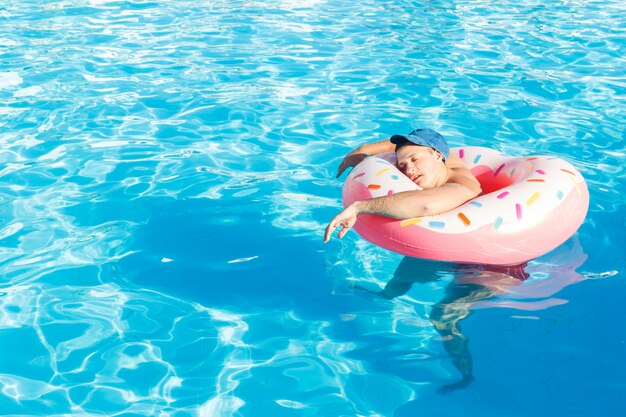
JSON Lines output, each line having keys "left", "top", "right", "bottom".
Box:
{"left": 390, "top": 128, "right": 449, "bottom": 161}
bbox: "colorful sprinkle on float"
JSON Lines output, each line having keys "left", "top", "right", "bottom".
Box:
{"left": 342, "top": 147, "right": 589, "bottom": 265}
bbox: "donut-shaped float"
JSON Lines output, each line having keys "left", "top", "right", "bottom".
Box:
{"left": 342, "top": 146, "right": 589, "bottom": 265}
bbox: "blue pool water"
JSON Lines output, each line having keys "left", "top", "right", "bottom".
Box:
{"left": 1, "top": 0, "right": 625, "bottom": 416}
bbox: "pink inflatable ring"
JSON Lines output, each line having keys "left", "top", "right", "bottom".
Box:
{"left": 342, "top": 146, "right": 589, "bottom": 265}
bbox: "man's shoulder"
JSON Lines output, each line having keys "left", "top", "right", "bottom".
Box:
{"left": 445, "top": 161, "right": 482, "bottom": 194}
{"left": 446, "top": 155, "right": 466, "bottom": 169}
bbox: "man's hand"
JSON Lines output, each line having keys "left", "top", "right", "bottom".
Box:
{"left": 336, "top": 139, "right": 395, "bottom": 178}
{"left": 336, "top": 151, "right": 367, "bottom": 178}
{"left": 324, "top": 203, "right": 360, "bottom": 243}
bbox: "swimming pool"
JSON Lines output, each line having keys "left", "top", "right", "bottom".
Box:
{"left": 0, "top": 0, "right": 624, "bottom": 415}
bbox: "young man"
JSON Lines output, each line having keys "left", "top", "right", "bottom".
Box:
{"left": 324, "top": 128, "right": 481, "bottom": 243}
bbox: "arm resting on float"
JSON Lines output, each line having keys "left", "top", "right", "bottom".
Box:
{"left": 353, "top": 182, "right": 478, "bottom": 219}
{"left": 336, "top": 139, "right": 395, "bottom": 177}
{"left": 324, "top": 182, "right": 479, "bottom": 242}
{"left": 357, "top": 139, "right": 395, "bottom": 155}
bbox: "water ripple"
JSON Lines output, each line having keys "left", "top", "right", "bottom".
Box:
{"left": 0, "top": 0, "right": 624, "bottom": 414}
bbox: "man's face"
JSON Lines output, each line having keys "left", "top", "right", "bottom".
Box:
{"left": 396, "top": 145, "right": 441, "bottom": 188}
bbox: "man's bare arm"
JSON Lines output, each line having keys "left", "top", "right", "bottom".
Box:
{"left": 324, "top": 182, "right": 480, "bottom": 243}
{"left": 354, "top": 182, "right": 479, "bottom": 219}
{"left": 336, "top": 139, "right": 395, "bottom": 177}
